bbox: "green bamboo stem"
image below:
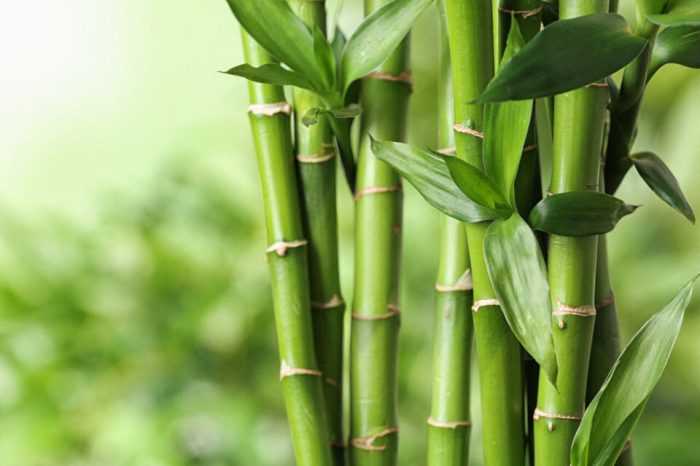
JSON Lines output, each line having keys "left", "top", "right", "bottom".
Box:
{"left": 445, "top": 1, "right": 526, "bottom": 465}
{"left": 240, "top": 32, "right": 333, "bottom": 466}
{"left": 427, "top": 2, "right": 473, "bottom": 465}
{"left": 349, "top": 0, "right": 410, "bottom": 463}
{"left": 533, "top": 1, "right": 609, "bottom": 464}
{"left": 287, "top": 2, "right": 346, "bottom": 463}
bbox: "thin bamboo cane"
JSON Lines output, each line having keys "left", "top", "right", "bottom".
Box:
{"left": 533, "top": 0, "right": 610, "bottom": 464}
{"left": 240, "top": 32, "right": 333, "bottom": 466}
{"left": 287, "top": 2, "right": 346, "bottom": 463}
{"left": 444, "top": 1, "right": 525, "bottom": 464}
{"left": 349, "top": 0, "right": 411, "bottom": 463}
{"left": 426, "top": 2, "right": 473, "bottom": 465}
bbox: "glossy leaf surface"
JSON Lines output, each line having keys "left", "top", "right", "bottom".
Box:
{"left": 631, "top": 152, "right": 695, "bottom": 222}
{"left": 648, "top": 0, "right": 700, "bottom": 25}
{"left": 223, "top": 64, "right": 316, "bottom": 91}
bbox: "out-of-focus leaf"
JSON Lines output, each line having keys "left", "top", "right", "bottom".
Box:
{"left": 370, "top": 139, "right": 500, "bottom": 222}
{"left": 484, "top": 22, "right": 533, "bottom": 204}
{"left": 443, "top": 156, "right": 511, "bottom": 215}
{"left": 313, "top": 25, "right": 336, "bottom": 88}
{"left": 571, "top": 277, "right": 698, "bottom": 466}
{"left": 484, "top": 214, "right": 557, "bottom": 385}
{"left": 302, "top": 104, "right": 362, "bottom": 127}
{"left": 648, "top": 0, "right": 700, "bottom": 25}
{"left": 637, "top": 0, "right": 669, "bottom": 18}
{"left": 223, "top": 64, "right": 316, "bottom": 91}
{"left": 529, "top": 191, "right": 638, "bottom": 236}
{"left": 476, "top": 14, "right": 647, "bottom": 102}
{"left": 331, "top": 27, "right": 347, "bottom": 69}
{"left": 340, "top": 0, "right": 432, "bottom": 91}
{"left": 630, "top": 152, "right": 695, "bottom": 223}
{"left": 649, "top": 25, "right": 700, "bottom": 76}
{"left": 226, "top": 0, "right": 323, "bottom": 88}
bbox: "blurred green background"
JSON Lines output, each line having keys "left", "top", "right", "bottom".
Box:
{"left": 0, "top": 1, "right": 698, "bottom": 465}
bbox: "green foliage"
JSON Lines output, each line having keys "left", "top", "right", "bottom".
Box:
{"left": 571, "top": 277, "right": 698, "bottom": 466}
{"left": 647, "top": 0, "right": 700, "bottom": 25}
{"left": 649, "top": 25, "right": 700, "bottom": 76}
{"left": 529, "top": 191, "right": 638, "bottom": 236}
{"left": 444, "top": 156, "right": 511, "bottom": 215}
{"left": 476, "top": 14, "right": 648, "bottom": 102}
{"left": 223, "top": 64, "right": 316, "bottom": 90}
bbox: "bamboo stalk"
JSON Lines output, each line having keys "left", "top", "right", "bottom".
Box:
{"left": 427, "top": 2, "right": 473, "bottom": 465}
{"left": 240, "top": 32, "right": 333, "bottom": 466}
{"left": 444, "top": 1, "right": 526, "bottom": 464}
{"left": 533, "top": 0, "right": 610, "bottom": 464}
{"left": 287, "top": 2, "right": 346, "bottom": 463}
{"left": 349, "top": 0, "right": 410, "bottom": 463}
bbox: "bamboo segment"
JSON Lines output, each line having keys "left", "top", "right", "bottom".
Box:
{"left": 287, "top": 2, "right": 346, "bottom": 463}
{"left": 444, "top": 1, "right": 525, "bottom": 465}
{"left": 533, "top": 1, "right": 610, "bottom": 464}
{"left": 427, "top": 2, "right": 473, "bottom": 465}
{"left": 349, "top": 0, "right": 411, "bottom": 464}
{"left": 241, "top": 32, "right": 333, "bottom": 466}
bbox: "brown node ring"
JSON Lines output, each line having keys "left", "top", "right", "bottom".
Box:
{"left": 265, "top": 239, "right": 308, "bottom": 257}
{"left": 311, "top": 294, "right": 345, "bottom": 310}
{"left": 248, "top": 102, "right": 292, "bottom": 117}
{"left": 454, "top": 124, "right": 484, "bottom": 139}
{"left": 350, "top": 427, "right": 398, "bottom": 452}
{"left": 552, "top": 301, "right": 597, "bottom": 317}
{"left": 426, "top": 418, "right": 472, "bottom": 429}
{"left": 279, "top": 361, "right": 322, "bottom": 381}
{"left": 435, "top": 268, "right": 473, "bottom": 293}
{"left": 472, "top": 299, "right": 501, "bottom": 312}
{"left": 533, "top": 408, "right": 583, "bottom": 421}
{"left": 497, "top": 5, "right": 543, "bottom": 18}
{"left": 354, "top": 184, "right": 402, "bottom": 201}
{"left": 363, "top": 70, "right": 413, "bottom": 86}
{"left": 352, "top": 304, "right": 400, "bottom": 321}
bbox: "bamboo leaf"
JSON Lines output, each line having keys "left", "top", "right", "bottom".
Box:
{"left": 630, "top": 152, "right": 695, "bottom": 223}
{"left": 648, "top": 0, "right": 700, "bottom": 25}
{"left": 340, "top": 0, "right": 432, "bottom": 91}
{"left": 331, "top": 27, "right": 347, "bottom": 67}
{"left": 484, "top": 215, "right": 558, "bottom": 385}
{"left": 444, "top": 156, "right": 512, "bottom": 215}
{"left": 475, "top": 14, "right": 647, "bottom": 102}
{"left": 529, "top": 191, "right": 638, "bottom": 236}
{"left": 571, "top": 277, "right": 698, "bottom": 466}
{"left": 370, "top": 139, "right": 500, "bottom": 222}
{"left": 484, "top": 21, "right": 534, "bottom": 205}
{"left": 225, "top": 0, "right": 323, "bottom": 88}
{"left": 313, "top": 25, "right": 336, "bottom": 89}
{"left": 650, "top": 25, "right": 700, "bottom": 75}
{"left": 223, "top": 64, "right": 316, "bottom": 91}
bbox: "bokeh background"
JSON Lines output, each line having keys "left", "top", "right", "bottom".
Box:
{"left": 1, "top": 1, "right": 698, "bottom": 465}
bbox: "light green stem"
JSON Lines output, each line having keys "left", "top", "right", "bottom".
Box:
{"left": 241, "top": 32, "right": 333, "bottom": 466}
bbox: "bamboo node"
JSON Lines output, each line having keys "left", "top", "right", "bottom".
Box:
{"left": 533, "top": 408, "right": 583, "bottom": 421}
{"left": 553, "top": 301, "right": 596, "bottom": 317}
{"left": 585, "top": 81, "right": 609, "bottom": 88}
{"left": 248, "top": 101, "right": 292, "bottom": 116}
{"left": 435, "top": 268, "right": 473, "bottom": 293}
{"left": 453, "top": 124, "right": 484, "bottom": 139}
{"left": 595, "top": 295, "right": 615, "bottom": 309}
{"left": 350, "top": 427, "right": 398, "bottom": 452}
{"left": 363, "top": 70, "right": 413, "bottom": 86}
{"left": 426, "top": 418, "right": 472, "bottom": 429}
{"left": 352, "top": 304, "right": 401, "bottom": 321}
{"left": 498, "top": 5, "right": 543, "bottom": 18}
{"left": 265, "top": 239, "right": 308, "bottom": 257}
{"left": 472, "top": 299, "right": 500, "bottom": 312}
{"left": 311, "top": 294, "right": 345, "bottom": 310}
{"left": 437, "top": 146, "right": 456, "bottom": 155}
{"left": 354, "top": 184, "right": 402, "bottom": 201}
{"left": 279, "top": 361, "right": 322, "bottom": 381}
{"left": 296, "top": 146, "right": 336, "bottom": 164}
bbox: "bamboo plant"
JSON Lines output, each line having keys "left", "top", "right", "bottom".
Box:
{"left": 225, "top": 0, "right": 700, "bottom": 465}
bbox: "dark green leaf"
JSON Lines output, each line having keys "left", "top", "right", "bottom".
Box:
{"left": 476, "top": 14, "right": 647, "bottom": 102}
{"left": 571, "top": 277, "right": 698, "bottom": 466}
{"left": 529, "top": 191, "right": 638, "bottom": 236}
{"left": 648, "top": 0, "right": 700, "bottom": 25}
{"left": 223, "top": 64, "right": 315, "bottom": 91}
{"left": 340, "top": 0, "right": 432, "bottom": 91}
{"left": 637, "top": 0, "right": 669, "bottom": 17}
{"left": 484, "top": 215, "right": 557, "bottom": 385}
{"left": 313, "top": 25, "right": 336, "bottom": 89}
{"left": 444, "top": 156, "right": 511, "bottom": 215}
{"left": 649, "top": 25, "right": 700, "bottom": 76}
{"left": 226, "top": 0, "right": 322, "bottom": 88}
{"left": 630, "top": 151, "right": 695, "bottom": 223}
{"left": 370, "top": 139, "right": 500, "bottom": 222}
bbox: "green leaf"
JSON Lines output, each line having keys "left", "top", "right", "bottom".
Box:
{"left": 226, "top": 0, "right": 322, "bottom": 88}
{"left": 222, "top": 63, "right": 316, "bottom": 91}
{"left": 302, "top": 104, "right": 362, "bottom": 127}
{"left": 370, "top": 139, "right": 500, "bottom": 223}
{"left": 648, "top": 0, "right": 700, "bottom": 25}
{"left": 443, "top": 156, "right": 512, "bottom": 215}
{"left": 331, "top": 27, "right": 347, "bottom": 68}
{"left": 529, "top": 191, "right": 638, "bottom": 236}
{"left": 571, "top": 277, "right": 698, "bottom": 466}
{"left": 476, "top": 14, "right": 647, "bottom": 102}
{"left": 313, "top": 25, "right": 336, "bottom": 89}
{"left": 630, "top": 151, "right": 695, "bottom": 223}
{"left": 637, "top": 0, "right": 669, "bottom": 18}
{"left": 340, "top": 0, "right": 432, "bottom": 91}
{"left": 649, "top": 25, "right": 700, "bottom": 76}
{"left": 484, "top": 21, "right": 534, "bottom": 205}
{"left": 484, "top": 215, "right": 558, "bottom": 385}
